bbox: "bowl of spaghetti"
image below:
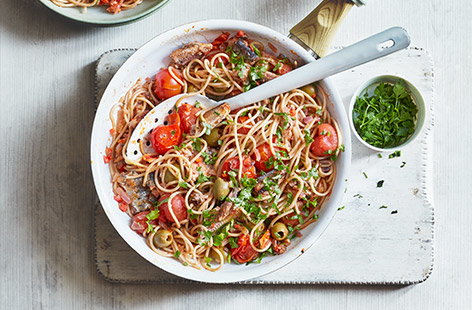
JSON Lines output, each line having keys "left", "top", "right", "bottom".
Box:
{"left": 38, "top": 0, "right": 170, "bottom": 26}
{"left": 91, "top": 20, "right": 351, "bottom": 283}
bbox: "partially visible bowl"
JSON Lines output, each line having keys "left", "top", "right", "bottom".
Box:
{"left": 349, "top": 75, "right": 425, "bottom": 152}
{"left": 38, "top": 0, "right": 170, "bottom": 26}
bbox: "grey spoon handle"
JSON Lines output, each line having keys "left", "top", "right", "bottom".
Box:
{"left": 223, "top": 26, "right": 410, "bottom": 109}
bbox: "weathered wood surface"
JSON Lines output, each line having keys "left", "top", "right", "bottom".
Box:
{"left": 1, "top": 0, "right": 471, "bottom": 309}
{"left": 95, "top": 48, "right": 434, "bottom": 285}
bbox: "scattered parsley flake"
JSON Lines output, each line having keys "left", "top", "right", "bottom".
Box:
{"left": 377, "top": 180, "right": 384, "bottom": 188}
{"left": 400, "top": 161, "right": 406, "bottom": 168}
{"left": 379, "top": 205, "right": 388, "bottom": 209}
{"left": 363, "top": 172, "right": 368, "bottom": 179}
{"left": 174, "top": 251, "right": 181, "bottom": 258}
{"left": 337, "top": 206, "right": 345, "bottom": 211}
{"left": 389, "top": 150, "right": 401, "bottom": 159}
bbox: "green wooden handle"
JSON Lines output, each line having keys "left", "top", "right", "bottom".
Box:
{"left": 290, "top": 0, "right": 354, "bottom": 57}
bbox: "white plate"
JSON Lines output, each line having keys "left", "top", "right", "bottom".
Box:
{"left": 38, "top": 0, "right": 170, "bottom": 26}
{"left": 90, "top": 19, "right": 351, "bottom": 283}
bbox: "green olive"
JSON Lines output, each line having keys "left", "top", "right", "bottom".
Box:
{"left": 270, "top": 222, "right": 289, "bottom": 241}
{"left": 164, "top": 165, "right": 179, "bottom": 183}
{"left": 300, "top": 84, "right": 316, "bottom": 98}
{"left": 203, "top": 128, "right": 222, "bottom": 147}
{"left": 213, "top": 177, "right": 230, "bottom": 200}
{"left": 187, "top": 84, "right": 199, "bottom": 93}
{"left": 153, "top": 230, "right": 173, "bottom": 248}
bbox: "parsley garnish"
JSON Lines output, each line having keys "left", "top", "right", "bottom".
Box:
{"left": 173, "top": 143, "right": 187, "bottom": 151}
{"left": 363, "top": 172, "right": 368, "bottom": 179}
{"left": 389, "top": 150, "right": 401, "bottom": 158}
{"left": 191, "top": 137, "right": 203, "bottom": 152}
{"left": 352, "top": 82, "right": 418, "bottom": 148}
{"left": 377, "top": 180, "right": 384, "bottom": 188}
{"left": 196, "top": 172, "right": 210, "bottom": 184}
{"left": 179, "top": 181, "right": 190, "bottom": 189}
{"left": 174, "top": 251, "right": 181, "bottom": 258}
{"left": 303, "top": 129, "right": 314, "bottom": 145}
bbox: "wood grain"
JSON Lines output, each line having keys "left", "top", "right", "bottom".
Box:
{"left": 1, "top": 0, "right": 472, "bottom": 309}
{"left": 290, "top": 0, "right": 354, "bottom": 57}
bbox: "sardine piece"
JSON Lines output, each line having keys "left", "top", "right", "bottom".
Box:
{"left": 123, "top": 176, "right": 155, "bottom": 215}
{"left": 191, "top": 103, "right": 231, "bottom": 135}
{"left": 233, "top": 38, "right": 259, "bottom": 62}
{"left": 170, "top": 42, "right": 213, "bottom": 67}
{"left": 208, "top": 189, "right": 240, "bottom": 233}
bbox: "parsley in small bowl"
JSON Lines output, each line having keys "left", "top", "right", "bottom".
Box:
{"left": 349, "top": 75, "right": 425, "bottom": 151}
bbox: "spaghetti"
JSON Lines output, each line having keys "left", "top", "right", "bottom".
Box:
{"left": 105, "top": 31, "right": 343, "bottom": 270}
{"left": 50, "top": 0, "right": 143, "bottom": 14}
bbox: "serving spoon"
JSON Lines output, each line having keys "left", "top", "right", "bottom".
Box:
{"left": 126, "top": 26, "right": 410, "bottom": 162}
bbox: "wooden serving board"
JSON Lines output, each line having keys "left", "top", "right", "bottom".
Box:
{"left": 94, "top": 47, "right": 434, "bottom": 284}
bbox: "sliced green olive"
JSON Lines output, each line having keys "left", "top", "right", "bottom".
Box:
{"left": 187, "top": 84, "right": 199, "bottom": 93}
{"left": 203, "top": 128, "right": 222, "bottom": 147}
{"left": 270, "top": 222, "right": 289, "bottom": 241}
{"left": 300, "top": 84, "right": 316, "bottom": 98}
{"left": 164, "top": 165, "right": 179, "bottom": 183}
{"left": 153, "top": 230, "right": 173, "bottom": 248}
{"left": 213, "top": 177, "right": 230, "bottom": 200}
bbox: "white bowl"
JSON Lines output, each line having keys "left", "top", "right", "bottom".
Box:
{"left": 348, "top": 75, "right": 425, "bottom": 152}
{"left": 90, "top": 19, "right": 351, "bottom": 283}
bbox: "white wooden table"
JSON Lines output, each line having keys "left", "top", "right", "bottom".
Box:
{"left": 1, "top": 0, "right": 471, "bottom": 308}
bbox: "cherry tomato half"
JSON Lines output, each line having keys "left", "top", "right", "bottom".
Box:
{"left": 159, "top": 194, "right": 188, "bottom": 224}
{"left": 252, "top": 143, "right": 279, "bottom": 172}
{"left": 230, "top": 234, "right": 258, "bottom": 264}
{"left": 151, "top": 113, "right": 182, "bottom": 155}
{"left": 310, "top": 123, "right": 338, "bottom": 157}
{"left": 153, "top": 68, "right": 183, "bottom": 100}
{"left": 178, "top": 103, "right": 201, "bottom": 134}
{"left": 237, "top": 116, "right": 252, "bottom": 134}
{"left": 220, "top": 155, "right": 256, "bottom": 181}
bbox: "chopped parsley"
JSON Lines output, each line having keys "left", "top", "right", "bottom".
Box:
{"left": 389, "top": 150, "right": 402, "bottom": 158}
{"left": 363, "top": 172, "right": 368, "bottom": 179}
{"left": 196, "top": 172, "right": 210, "bottom": 184}
{"left": 173, "top": 143, "right": 187, "bottom": 151}
{"left": 179, "top": 181, "right": 190, "bottom": 189}
{"left": 174, "top": 251, "right": 181, "bottom": 258}
{"left": 377, "top": 180, "right": 384, "bottom": 188}
{"left": 352, "top": 82, "right": 418, "bottom": 148}
{"left": 303, "top": 129, "right": 314, "bottom": 145}
{"left": 377, "top": 153, "right": 383, "bottom": 158}
{"left": 379, "top": 205, "right": 388, "bottom": 209}
{"left": 400, "top": 161, "right": 406, "bottom": 168}
{"left": 191, "top": 137, "right": 203, "bottom": 152}
{"left": 337, "top": 206, "right": 345, "bottom": 211}
{"left": 202, "top": 122, "right": 213, "bottom": 135}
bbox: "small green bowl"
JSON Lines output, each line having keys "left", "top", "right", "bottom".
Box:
{"left": 38, "top": 0, "right": 170, "bottom": 26}
{"left": 348, "top": 75, "right": 425, "bottom": 152}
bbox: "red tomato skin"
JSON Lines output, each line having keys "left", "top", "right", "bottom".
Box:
{"left": 231, "top": 234, "right": 258, "bottom": 264}
{"left": 151, "top": 112, "right": 182, "bottom": 155}
{"left": 237, "top": 116, "right": 251, "bottom": 134}
{"left": 276, "top": 63, "right": 292, "bottom": 75}
{"left": 159, "top": 194, "right": 187, "bottom": 223}
{"left": 130, "top": 211, "right": 155, "bottom": 235}
{"left": 310, "top": 123, "right": 338, "bottom": 157}
{"left": 151, "top": 124, "right": 181, "bottom": 155}
{"left": 178, "top": 104, "right": 200, "bottom": 134}
{"left": 253, "top": 143, "right": 278, "bottom": 172}
{"left": 220, "top": 155, "right": 256, "bottom": 181}
{"left": 153, "top": 69, "right": 183, "bottom": 100}
{"left": 211, "top": 32, "right": 230, "bottom": 49}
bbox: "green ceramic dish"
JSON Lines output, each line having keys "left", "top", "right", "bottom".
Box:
{"left": 38, "top": 0, "right": 170, "bottom": 26}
